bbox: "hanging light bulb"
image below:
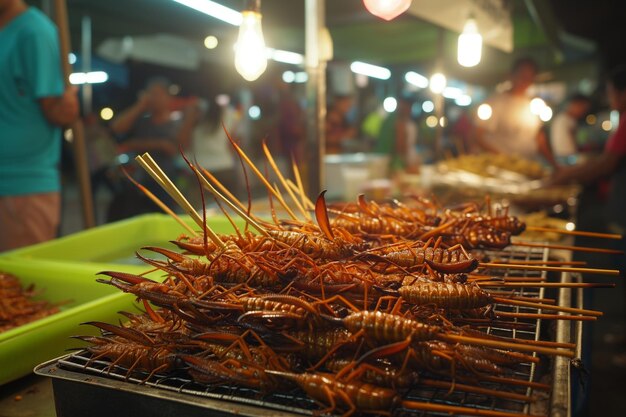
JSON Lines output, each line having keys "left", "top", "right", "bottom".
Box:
{"left": 457, "top": 16, "right": 482, "bottom": 67}
{"left": 363, "top": 0, "right": 412, "bottom": 21}
{"left": 234, "top": 0, "right": 267, "bottom": 81}
{"left": 429, "top": 72, "right": 446, "bottom": 94}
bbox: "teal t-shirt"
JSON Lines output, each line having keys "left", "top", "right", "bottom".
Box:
{"left": 0, "top": 8, "right": 64, "bottom": 196}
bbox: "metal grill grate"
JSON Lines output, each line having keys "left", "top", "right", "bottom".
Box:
{"left": 53, "top": 245, "right": 551, "bottom": 417}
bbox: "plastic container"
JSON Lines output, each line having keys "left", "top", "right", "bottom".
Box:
{"left": 323, "top": 153, "right": 390, "bottom": 200}
{"left": 4, "top": 213, "right": 238, "bottom": 267}
{"left": 0, "top": 258, "right": 138, "bottom": 385}
{"left": 0, "top": 213, "right": 241, "bottom": 383}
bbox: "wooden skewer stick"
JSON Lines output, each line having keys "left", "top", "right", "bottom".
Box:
{"left": 286, "top": 179, "right": 310, "bottom": 209}
{"left": 479, "top": 282, "right": 616, "bottom": 289}
{"left": 291, "top": 156, "right": 315, "bottom": 210}
{"left": 468, "top": 274, "right": 546, "bottom": 282}
{"left": 492, "top": 296, "right": 603, "bottom": 317}
{"left": 490, "top": 259, "right": 587, "bottom": 266}
{"left": 136, "top": 154, "right": 225, "bottom": 250}
{"left": 262, "top": 142, "right": 311, "bottom": 221}
{"left": 121, "top": 168, "right": 197, "bottom": 237}
{"left": 420, "top": 378, "right": 533, "bottom": 402}
{"left": 227, "top": 137, "right": 299, "bottom": 220}
{"left": 191, "top": 166, "right": 270, "bottom": 237}
{"left": 525, "top": 225, "right": 622, "bottom": 240}
{"left": 487, "top": 292, "right": 556, "bottom": 304}
{"left": 480, "top": 262, "right": 621, "bottom": 276}
{"left": 402, "top": 399, "right": 542, "bottom": 417}
{"left": 481, "top": 375, "right": 550, "bottom": 391}
{"left": 512, "top": 240, "right": 624, "bottom": 255}
{"left": 201, "top": 168, "right": 248, "bottom": 213}
{"left": 441, "top": 333, "right": 573, "bottom": 358}
{"left": 418, "top": 219, "right": 458, "bottom": 241}
{"left": 495, "top": 311, "right": 596, "bottom": 321}
{"left": 464, "top": 329, "right": 576, "bottom": 349}
{"left": 491, "top": 336, "right": 575, "bottom": 349}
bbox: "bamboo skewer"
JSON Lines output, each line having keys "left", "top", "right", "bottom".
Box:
{"left": 401, "top": 399, "right": 545, "bottom": 417}
{"left": 512, "top": 240, "right": 624, "bottom": 255}
{"left": 227, "top": 136, "right": 299, "bottom": 221}
{"left": 480, "top": 335, "right": 576, "bottom": 349}
{"left": 262, "top": 143, "right": 311, "bottom": 221}
{"left": 525, "top": 225, "right": 622, "bottom": 240}
{"left": 122, "top": 169, "right": 197, "bottom": 237}
{"left": 291, "top": 157, "right": 315, "bottom": 210}
{"left": 441, "top": 333, "right": 573, "bottom": 358}
{"left": 468, "top": 275, "right": 546, "bottom": 283}
{"left": 190, "top": 166, "right": 270, "bottom": 237}
{"left": 490, "top": 260, "right": 587, "bottom": 266}
{"left": 480, "top": 262, "right": 621, "bottom": 276}
{"left": 495, "top": 311, "right": 596, "bottom": 321}
{"left": 481, "top": 375, "right": 550, "bottom": 391}
{"left": 136, "top": 154, "right": 225, "bottom": 250}
{"left": 492, "top": 297, "right": 602, "bottom": 317}
{"left": 201, "top": 169, "right": 248, "bottom": 214}
{"left": 419, "top": 378, "right": 533, "bottom": 403}
{"left": 479, "top": 282, "right": 616, "bottom": 289}
{"left": 486, "top": 292, "right": 556, "bottom": 304}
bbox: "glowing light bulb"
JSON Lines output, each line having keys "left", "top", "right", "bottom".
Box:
{"left": 422, "top": 100, "right": 434, "bottom": 113}
{"left": 457, "top": 17, "right": 482, "bottom": 67}
{"left": 204, "top": 35, "right": 218, "bottom": 49}
{"left": 234, "top": 7, "right": 267, "bottom": 82}
{"left": 539, "top": 106, "right": 553, "bottom": 122}
{"left": 100, "top": 107, "right": 114, "bottom": 121}
{"left": 248, "top": 105, "right": 261, "bottom": 120}
{"left": 383, "top": 97, "right": 397, "bottom": 112}
{"left": 530, "top": 97, "right": 546, "bottom": 115}
{"left": 362, "top": 0, "right": 412, "bottom": 21}
{"left": 477, "top": 103, "right": 492, "bottom": 120}
{"left": 429, "top": 73, "right": 446, "bottom": 94}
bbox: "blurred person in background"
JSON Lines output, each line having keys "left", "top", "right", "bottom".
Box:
{"left": 550, "top": 93, "right": 592, "bottom": 165}
{"left": 111, "top": 78, "right": 184, "bottom": 166}
{"left": 325, "top": 95, "right": 357, "bottom": 154}
{"left": 273, "top": 78, "right": 305, "bottom": 163}
{"left": 187, "top": 98, "right": 239, "bottom": 195}
{"left": 551, "top": 66, "right": 626, "bottom": 251}
{"left": 361, "top": 96, "right": 385, "bottom": 149}
{"left": 376, "top": 96, "right": 419, "bottom": 173}
{"left": 107, "top": 78, "right": 192, "bottom": 220}
{"left": 473, "top": 57, "right": 555, "bottom": 165}
{"left": 0, "top": 0, "right": 79, "bottom": 251}
{"left": 550, "top": 66, "right": 626, "bottom": 367}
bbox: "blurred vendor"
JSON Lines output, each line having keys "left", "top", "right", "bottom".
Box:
{"left": 376, "top": 96, "right": 419, "bottom": 173}
{"left": 551, "top": 66, "right": 626, "bottom": 236}
{"left": 473, "top": 57, "right": 555, "bottom": 165}
{"left": 550, "top": 93, "right": 591, "bottom": 165}
{"left": 325, "top": 95, "right": 357, "bottom": 154}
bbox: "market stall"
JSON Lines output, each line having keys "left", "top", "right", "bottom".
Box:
{"left": 2, "top": 1, "right": 625, "bottom": 417}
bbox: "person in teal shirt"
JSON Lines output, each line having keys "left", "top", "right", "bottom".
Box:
{"left": 0, "top": 0, "right": 78, "bottom": 251}
{"left": 376, "top": 96, "right": 419, "bottom": 173}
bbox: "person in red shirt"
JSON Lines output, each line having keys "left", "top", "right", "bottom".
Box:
{"left": 550, "top": 65, "right": 626, "bottom": 225}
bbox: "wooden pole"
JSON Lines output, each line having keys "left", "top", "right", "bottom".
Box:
{"left": 53, "top": 0, "right": 95, "bottom": 229}
{"left": 305, "top": 0, "right": 326, "bottom": 196}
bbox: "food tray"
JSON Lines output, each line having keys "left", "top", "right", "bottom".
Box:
{"left": 3, "top": 213, "right": 239, "bottom": 268}
{"left": 0, "top": 258, "right": 139, "bottom": 384}
{"left": 34, "top": 245, "right": 572, "bottom": 417}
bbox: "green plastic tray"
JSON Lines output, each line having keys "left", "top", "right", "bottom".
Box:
{"left": 0, "top": 214, "right": 242, "bottom": 384}
{"left": 4, "top": 213, "right": 239, "bottom": 267}
{"left": 0, "top": 258, "right": 139, "bottom": 385}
